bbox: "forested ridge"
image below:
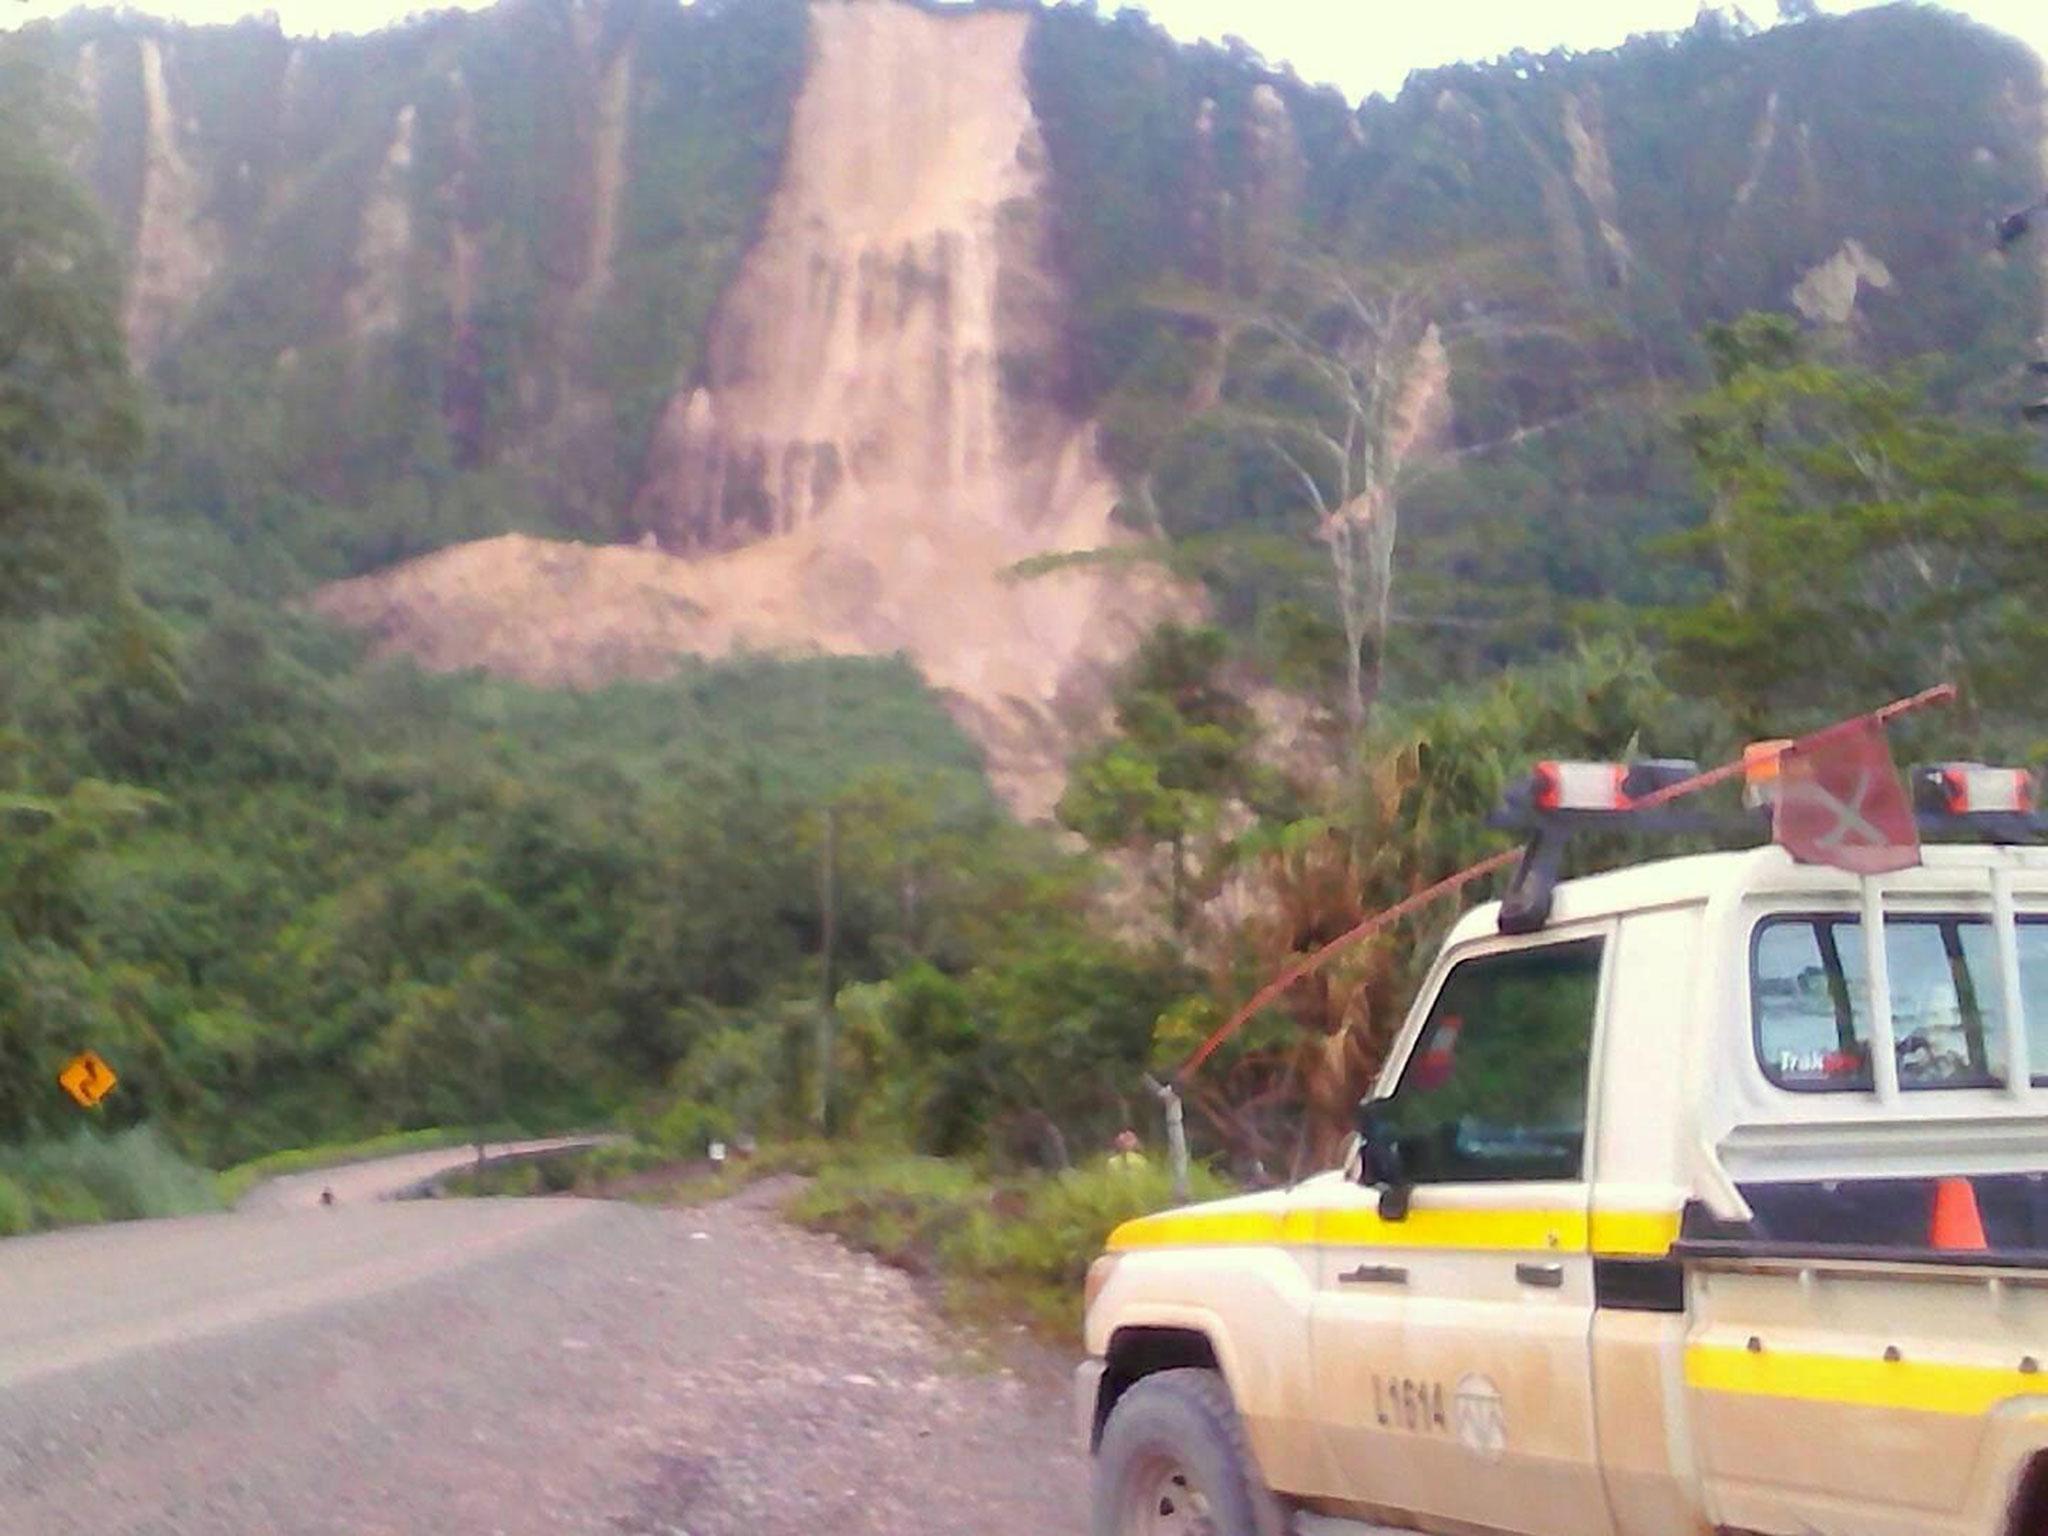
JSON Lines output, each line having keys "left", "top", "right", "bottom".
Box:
{"left": 2, "top": 0, "right": 2046, "bottom": 1227}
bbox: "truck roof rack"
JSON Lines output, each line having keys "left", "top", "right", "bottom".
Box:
{"left": 1488, "top": 757, "right": 2047, "bottom": 935}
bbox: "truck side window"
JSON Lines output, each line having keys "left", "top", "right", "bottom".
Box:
{"left": 1958, "top": 921, "right": 2048, "bottom": 1087}
{"left": 1375, "top": 939, "right": 1603, "bottom": 1184}
{"left": 1753, "top": 914, "right": 2047, "bottom": 1092}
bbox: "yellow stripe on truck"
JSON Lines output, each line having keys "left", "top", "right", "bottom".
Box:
{"left": 1315, "top": 1206, "right": 1584, "bottom": 1252}
{"left": 1686, "top": 1344, "right": 2048, "bottom": 1417}
{"left": 1106, "top": 1210, "right": 1291, "bottom": 1250}
{"left": 1106, "top": 1206, "right": 1682, "bottom": 1257}
{"left": 1588, "top": 1209, "right": 1685, "bottom": 1256}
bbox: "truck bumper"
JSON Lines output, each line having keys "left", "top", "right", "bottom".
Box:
{"left": 1074, "top": 1357, "right": 1107, "bottom": 1450}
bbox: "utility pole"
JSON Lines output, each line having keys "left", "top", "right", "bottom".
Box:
{"left": 814, "top": 803, "right": 839, "bottom": 1134}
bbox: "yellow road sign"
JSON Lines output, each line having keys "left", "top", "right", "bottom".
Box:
{"left": 57, "top": 1050, "right": 117, "bottom": 1109}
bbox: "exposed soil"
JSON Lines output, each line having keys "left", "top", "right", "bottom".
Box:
{"left": 312, "top": 0, "right": 1189, "bottom": 818}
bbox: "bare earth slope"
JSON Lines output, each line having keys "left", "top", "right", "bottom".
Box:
{"left": 312, "top": 0, "right": 1179, "bottom": 816}
{"left": 0, "top": 1179, "right": 1087, "bottom": 1535}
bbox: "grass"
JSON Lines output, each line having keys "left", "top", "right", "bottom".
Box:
{"left": 594, "top": 1139, "right": 835, "bottom": 1206}
{"left": 213, "top": 1126, "right": 512, "bottom": 1205}
{"left": 436, "top": 1137, "right": 834, "bottom": 1203}
{"left": 433, "top": 1136, "right": 1223, "bottom": 1338}
{"left": 787, "top": 1152, "right": 1231, "bottom": 1338}
{"left": 262, "top": 1128, "right": 1223, "bottom": 1344}
{"left": 0, "top": 1126, "right": 224, "bottom": 1236}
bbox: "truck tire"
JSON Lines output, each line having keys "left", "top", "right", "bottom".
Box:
{"left": 1092, "top": 1366, "right": 1284, "bottom": 1536}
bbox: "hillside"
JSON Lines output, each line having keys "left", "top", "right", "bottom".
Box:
{"left": 310, "top": 0, "right": 1179, "bottom": 812}
{"left": 31, "top": 0, "right": 2046, "bottom": 806}
{"left": 8, "top": 0, "right": 2048, "bottom": 1185}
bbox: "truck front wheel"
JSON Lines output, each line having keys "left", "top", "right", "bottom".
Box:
{"left": 1092, "top": 1367, "right": 1282, "bottom": 1536}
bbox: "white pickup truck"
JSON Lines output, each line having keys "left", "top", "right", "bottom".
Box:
{"left": 1079, "top": 762, "right": 2048, "bottom": 1536}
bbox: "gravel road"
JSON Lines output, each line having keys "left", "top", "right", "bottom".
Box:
{"left": 234, "top": 1136, "right": 614, "bottom": 1211}
{"left": 0, "top": 1177, "right": 1088, "bottom": 1535}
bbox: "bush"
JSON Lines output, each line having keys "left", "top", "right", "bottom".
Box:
{"left": 580, "top": 1140, "right": 673, "bottom": 1183}
{"left": 946, "top": 1162, "right": 1230, "bottom": 1298}
{"left": 28, "top": 1179, "right": 107, "bottom": 1229}
{"left": 788, "top": 1151, "right": 1231, "bottom": 1333}
{"left": 647, "top": 1098, "right": 738, "bottom": 1158}
{"left": 0, "top": 1125, "right": 223, "bottom": 1232}
{"left": 791, "top": 1155, "right": 984, "bottom": 1269}
{"left": 0, "top": 1172, "right": 33, "bottom": 1237}
{"left": 500, "top": 1162, "right": 544, "bottom": 1197}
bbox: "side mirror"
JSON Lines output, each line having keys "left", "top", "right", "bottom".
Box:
{"left": 1353, "top": 1100, "right": 1412, "bottom": 1221}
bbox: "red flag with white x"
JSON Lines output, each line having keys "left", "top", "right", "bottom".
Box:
{"left": 1773, "top": 714, "right": 1921, "bottom": 875}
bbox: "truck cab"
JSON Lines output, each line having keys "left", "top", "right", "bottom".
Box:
{"left": 1080, "top": 831, "right": 2048, "bottom": 1536}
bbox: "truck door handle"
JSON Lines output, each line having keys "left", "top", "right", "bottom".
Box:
{"left": 1515, "top": 1261, "right": 1565, "bottom": 1289}
{"left": 1338, "top": 1263, "right": 1408, "bottom": 1286}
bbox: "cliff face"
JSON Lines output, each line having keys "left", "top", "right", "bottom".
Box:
{"left": 41, "top": 0, "right": 2048, "bottom": 807}
{"left": 311, "top": 0, "right": 1177, "bottom": 815}
{"left": 55, "top": 0, "right": 812, "bottom": 527}
{"left": 636, "top": 3, "right": 1072, "bottom": 554}
{"left": 115, "top": 36, "right": 223, "bottom": 366}
{"left": 56, "top": 0, "right": 2048, "bottom": 476}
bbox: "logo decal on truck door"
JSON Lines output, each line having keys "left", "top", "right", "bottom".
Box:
{"left": 1453, "top": 1374, "right": 1507, "bottom": 1459}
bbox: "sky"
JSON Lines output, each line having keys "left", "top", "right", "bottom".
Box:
{"left": 1152, "top": 2, "right": 2048, "bottom": 101}
{"left": 3, "top": 0, "right": 2046, "bottom": 103}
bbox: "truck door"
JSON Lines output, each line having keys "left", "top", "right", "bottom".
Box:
{"left": 1309, "top": 932, "right": 1614, "bottom": 1536}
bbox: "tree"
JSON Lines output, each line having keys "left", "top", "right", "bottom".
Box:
{"left": 362, "top": 954, "right": 519, "bottom": 1157}
{"left": 1234, "top": 262, "right": 1449, "bottom": 734}
{"left": 0, "top": 38, "right": 141, "bottom": 622}
{"left": 1045, "top": 245, "right": 1614, "bottom": 740}
{"left": 963, "top": 934, "right": 1190, "bottom": 1171}
{"left": 1059, "top": 624, "right": 1279, "bottom": 933}
{"left": 1654, "top": 313, "right": 2048, "bottom": 734}
{"left": 1180, "top": 642, "right": 1709, "bottom": 1169}
{"left": 1112, "top": 258, "right": 1457, "bottom": 736}
{"left": 0, "top": 781, "right": 162, "bottom": 1141}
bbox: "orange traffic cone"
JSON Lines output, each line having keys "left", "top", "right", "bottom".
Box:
{"left": 1930, "top": 1177, "right": 1988, "bottom": 1252}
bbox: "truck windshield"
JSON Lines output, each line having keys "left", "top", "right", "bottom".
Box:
{"left": 1752, "top": 914, "right": 2048, "bottom": 1091}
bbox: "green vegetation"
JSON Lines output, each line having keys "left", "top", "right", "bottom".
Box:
{"left": 1026, "top": 2, "right": 2043, "bottom": 699}
{"left": 1060, "top": 623, "right": 1292, "bottom": 931}
{"left": 1654, "top": 313, "right": 2048, "bottom": 734}
{"left": 5, "top": 3, "right": 2048, "bottom": 1260}
{"left": 0, "top": 1126, "right": 221, "bottom": 1235}
{"left": 4, "top": 614, "right": 1008, "bottom": 1164}
{"left": 0, "top": 38, "right": 141, "bottom": 624}
{"left": 789, "top": 1152, "right": 1230, "bottom": 1334}
{"left": 45, "top": 0, "right": 809, "bottom": 566}
{"left": 26, "top": 0, "right": 2032, "bottom": 608}
{"left": 4, "top": 37, "right": 1096, "bottom": 1181}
